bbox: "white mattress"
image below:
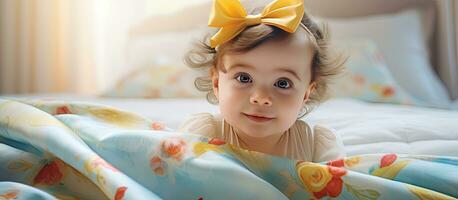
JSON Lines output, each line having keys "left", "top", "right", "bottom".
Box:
{"left": 3, "top": 94, "right": 458, "bottom": 157}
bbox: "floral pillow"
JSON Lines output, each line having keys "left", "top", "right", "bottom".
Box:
{"left": 103, "top": 65, "right": 204, "bottom": 98}
{"left": 328, "top": 39, "right": 422, "bottom": 106}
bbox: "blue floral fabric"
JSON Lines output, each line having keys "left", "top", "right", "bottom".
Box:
{"left": 0, "top": 99, "right": 457, "bottom": 200}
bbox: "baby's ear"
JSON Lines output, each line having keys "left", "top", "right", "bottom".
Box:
{"left": 303, "top": 82, "right": 316, "bottom": 102}
{"left": 210, "top": 67, "right": 219, "bottom": 98}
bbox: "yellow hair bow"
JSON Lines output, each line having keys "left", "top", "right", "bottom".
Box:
{"left": 208, "top": 0, "right": 305, "bottom": 48}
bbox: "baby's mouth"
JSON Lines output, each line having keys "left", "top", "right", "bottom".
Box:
{"left": 242, "top": 113, "right": 274, "bottom": 123}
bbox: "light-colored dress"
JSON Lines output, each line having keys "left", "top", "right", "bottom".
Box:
{"left": 179, "top": 113, "right": 345, "bottom": 162}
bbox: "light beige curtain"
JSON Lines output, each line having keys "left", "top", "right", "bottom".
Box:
{"left": 434, "top": 0, "right": 458, "bottom": 99}
{"left": 0, "top": 0, "right": 96, "bottom": 95}
{"left": 452, "top": 0, "right": 458, "bottom": 99}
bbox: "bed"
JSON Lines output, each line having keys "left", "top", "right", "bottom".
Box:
{"left": 51, "top": 0, "right": 458, "bottom": 156}
{"left": 1, "top": 0, "right": 458, "bottom": 199}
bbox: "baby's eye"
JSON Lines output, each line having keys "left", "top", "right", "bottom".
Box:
{"left": 235, "top": 73, "right": 252, "bottom": 84}
{"left": 274, "top": 79, "right": 292, "bottom": 89}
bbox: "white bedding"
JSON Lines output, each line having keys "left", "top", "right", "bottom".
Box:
{"left": 307, "top": 99, "right": 458, "bottom": 157}
{"left": 3, "top": 94, "right": 458, "bottom": 157}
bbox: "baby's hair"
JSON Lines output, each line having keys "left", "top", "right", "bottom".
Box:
{"left": 185, "top": 6, "right": 346, "bottom": 118}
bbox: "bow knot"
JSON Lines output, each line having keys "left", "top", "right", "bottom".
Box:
{"left": 245, "top": 14, "right": 262, "bottom": 26}
{"left": 208, "top": 0, "right": 305, "bottom": 48}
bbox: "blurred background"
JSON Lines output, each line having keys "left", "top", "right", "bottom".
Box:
{"left": 1, "top": 0, "right": 458, "bottom": 109}
{"left": 0, "top": 0, "right": 208, "bottom": 95}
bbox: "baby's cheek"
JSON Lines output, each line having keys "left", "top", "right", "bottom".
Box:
{"left": 277, "top": 98, "right": 303, "bottom": 121}
{"left": 221, "top": 85, "right": 248, "bottom": 103}
{"left": 278, "top": 111, "right": 300, "bottom": 131}
{"left": 218, "top": 92, "right": 241, "bottom": 118}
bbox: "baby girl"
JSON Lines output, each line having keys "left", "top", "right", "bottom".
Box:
{"left": 180, "top": 0, "right": 346, "bottom": 162}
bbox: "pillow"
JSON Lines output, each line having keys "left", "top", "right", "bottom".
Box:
{"left": 115, "top": 27, "right": 209, "bottom": 99}
{"left": 103, "top": 65, "right": 204, "bottom": 98}
{"left": 321, "top": 9, "right": 451, "bottom": 106}
{"left": 126, "top": 27, "right": 208, "bottom": 75}
{"left": 329, "top": 39, "right": 425, "bottom": 106}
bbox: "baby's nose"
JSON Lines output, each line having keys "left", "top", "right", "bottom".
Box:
{"left": 250, "top": 95, "right": 272, "bottom": 106}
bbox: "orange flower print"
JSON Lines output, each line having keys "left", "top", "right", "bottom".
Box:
{"left": 314, "top": 165, "right": 347, "bottom": 199}
{"left": 297, "top": 162, "right": 331, "bottom": 193}
{"left": 371, "top": 153, "right": 409, "bottom": 180}
{"left": 0, "top": 190, "right": 19, "bottom": 199}
{"left": 380, "top": 153, "right": 397, "bottom": 168}
{"left": 344, "top": 156, "right": 361, "bottom": 167}
{"left": 297, "top": 161, "right": 347, "bottom": 199}
{"left": 114, "top": 186, "right": 127, "bottom": 200}
{"left": 151, "top": 122, "right": 165, "bottom": 130}
{"left": 161, "top": 137, "right": 187, "bottom": 161}
{"left": 55, "top": 106, "right": 72, "bottom": 115}
{"left": 33, "top": 160, "right": 64, "bottom": 185}
{"left": 150, "top": 156, "right": 167, "bottom": 176}
{"left": 381, "top": 86, "right": 395, "bottom": 98}
{"left": 208, "top": 138, "right": 225, "bottom": 145}
{"left": 91, "top": 156, "right": 119, "bottom": 173}
{"left": 327, "top": 159, "right": 344, "bottom": 168}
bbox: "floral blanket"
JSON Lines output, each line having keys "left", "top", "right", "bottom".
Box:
{"left": 0, "top": 99, "right": 457, "bottom": 200}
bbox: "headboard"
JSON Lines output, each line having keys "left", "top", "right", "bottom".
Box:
{"left": 129, "top": 0, "right": 458, "bottom": 99}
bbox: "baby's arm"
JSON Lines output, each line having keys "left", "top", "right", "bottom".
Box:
{"left": 178, "top": 113, "right": 218, "bottom": 137}
{"left": 312, "top": 125, "right": 346, "bottom": 163}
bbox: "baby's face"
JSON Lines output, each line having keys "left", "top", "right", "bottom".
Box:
{"left": 212, "top": 29, "right": 315, "bottom": 138}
